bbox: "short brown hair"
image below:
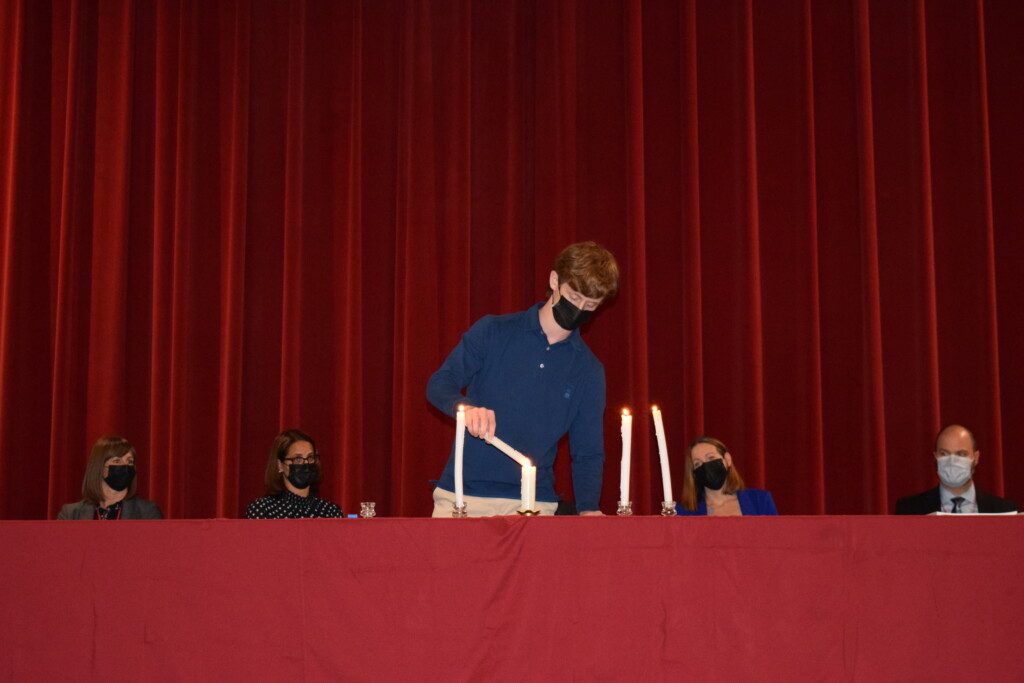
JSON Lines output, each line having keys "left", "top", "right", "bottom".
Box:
{"left": 81, "top": 436, "right": 138, "bottom": 505}
{"left": 552, "top": 242, "right": 619, "bottom": 300}
{"left": 680, "top": 436, "right": 745, "bottom": 511}
{"left": 264, "top": 429, "right": 324, "bottom": 495}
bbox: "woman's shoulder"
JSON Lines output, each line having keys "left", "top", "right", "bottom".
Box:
{"left": 312, "top": 497, "right": 344, "bottom": 518}
{"left": 738, "top": 488, "right": 778, "bottom": 514}
{"left": 124, "top": 497, "right": 163, "bottom": 519}
{"left": 674, "top": 502, "right": 707, "bottom": 516}
{"left": 57, "top": 500, "right": 92, "bottom": 519}
{"left": 245, "top": 495, "right": 281, "bottom": 518}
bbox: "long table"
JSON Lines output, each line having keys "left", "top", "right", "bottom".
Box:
{"left": 3, "top": 516, "right": 1022, "bottom": 680}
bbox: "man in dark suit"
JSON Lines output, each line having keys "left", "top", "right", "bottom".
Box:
{"left": 895, "top": 424, "right": 1017, "bottom": 514}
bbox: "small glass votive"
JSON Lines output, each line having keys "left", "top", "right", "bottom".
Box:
{"left": 359, "top": 501, "right": 376, "bottom": 518}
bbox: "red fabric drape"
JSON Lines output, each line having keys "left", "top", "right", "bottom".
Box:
{"left": 1, "top": 0, "right": 1022, "bottom": 519}
{"left": 4, "top": 517, "right": 1024, "bottom": 679}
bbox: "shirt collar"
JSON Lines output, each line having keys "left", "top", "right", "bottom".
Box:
{"left": 526, "top": 302, "right": 583, "bottom": 349}
{"left": 939, "top": 483, "right": 976, "bottom": 507}
{"left": 281, "top": 489, "right": 314, "bottom": 505}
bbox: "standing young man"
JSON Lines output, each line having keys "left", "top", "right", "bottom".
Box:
{"left": 427, "top": 242, "right": 619, "bottom": 517}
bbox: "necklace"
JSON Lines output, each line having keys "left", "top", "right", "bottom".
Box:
{"left": 96, "top": 501, "right": 123, "bottom": 520}
{"left": 706, "top": 495, "right": 736, "bottom": 516}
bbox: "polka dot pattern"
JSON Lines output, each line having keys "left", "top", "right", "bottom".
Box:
{"left": 245, "top": 490, "right": 343, "bottom": 519}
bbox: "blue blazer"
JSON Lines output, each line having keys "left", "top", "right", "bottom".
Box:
{"left": 675, "top": 488, "right": 778, "bottom": 516}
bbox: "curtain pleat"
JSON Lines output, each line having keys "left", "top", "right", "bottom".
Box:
{"left": 278, "top": 0, "right": 306, "bottom": 428}
{"left": 680, "top": 0, "right": 704, "bottom": 443}
{"left": 855, "top": 0, "right": 889, "bottom": 511}
{"left": 620, "top": 0, "right": 649, "bottom": 502}
{"left": 329, "top": 0, "right": 365, "bottom": 512}
{"left": 0, "top": 0, "right": 1021, "bottom": 519}
{"left": 213, "top": 0, "right": 249, "bottom": 517}
{"left": 50, "top": 0, "right": 96, "bottom": 512}
{"left": 0, "top": 0, "right": 25, "bottom": 511}
{"left": 802, "top": 0, "right": 826, "bottom": 514}
{"left": 974, "top": 0, "right": 1004, "bottom": 491}
{"left": 915, "top": 0, "right": 942, "bottom": 447}
{"left": 740, "top": 0, "right": 766, "bottom": 487}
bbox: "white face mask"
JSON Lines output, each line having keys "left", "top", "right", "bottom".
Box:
{"left": 937, "top": 454, "right": 973, "bottom": 488}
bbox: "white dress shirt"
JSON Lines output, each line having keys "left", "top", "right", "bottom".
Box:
{"left": 939, "top": 483, "right": 977, "bottom": 513}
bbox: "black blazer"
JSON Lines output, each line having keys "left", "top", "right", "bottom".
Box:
{"left": 57, "top": 497, "right": 163, "bottom": 520}
{"left": 894, "top": 486, "right": 1017, "bottom": 515}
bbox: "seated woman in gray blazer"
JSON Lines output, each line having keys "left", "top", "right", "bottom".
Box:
{"left": 57, "top": 436, "right": 163, "bottom": 520}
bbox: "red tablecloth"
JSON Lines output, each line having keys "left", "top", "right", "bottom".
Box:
{"left": 3, "top": 516, "right": 1022, "bottom": 680}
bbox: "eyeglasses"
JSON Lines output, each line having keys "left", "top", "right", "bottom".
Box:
{"left": 283, "top": 455, "right": 319, "bottom": 465}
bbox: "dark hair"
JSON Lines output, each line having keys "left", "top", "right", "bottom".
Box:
{"left": 264, "top": 429, "right": 323, "bottom": 495}
{"left": 81, "top": 436, "right": 138, "bottom": 505}
{"left": 550, "top": 241, "right": 619, "bottom": 300}
{"left": 680, "top": 436, "right": 745, "bottom": 511}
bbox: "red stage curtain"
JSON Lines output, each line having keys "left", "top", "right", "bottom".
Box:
{"left": 0, "top": 0, "right": 1021, "bottom": 519}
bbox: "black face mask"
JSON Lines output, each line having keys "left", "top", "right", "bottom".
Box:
{"left": 285, "top": 463, "right": 316, "bottom": 490}
{"left": 552, "top": 292, "right": 592, "bottom": 331}
{"left": 104, "top": 465, "right": 136, "bottom": 492}
{"left": 694, "top": 459, "right": 728, "bottom": 491}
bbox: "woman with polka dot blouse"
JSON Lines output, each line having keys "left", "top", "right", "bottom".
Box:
{"left": 245, "top": 429, "right": 344, "bottom": 519}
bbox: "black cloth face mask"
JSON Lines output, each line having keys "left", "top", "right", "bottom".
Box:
{"left": 694, "top": 459, "right": 728, "bottom": 491}
{"left": 552, "top": 292, "right": 592, "bottom": 331}
{"left": 104, "top": 465, "right": 136, "bottom": 492}
{"left": 286, "top": 463, "right": 316, "bottom": 490}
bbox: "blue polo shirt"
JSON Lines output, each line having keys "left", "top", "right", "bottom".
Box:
{"left": 427, "top": 303, "right": 606, "bottom": 511}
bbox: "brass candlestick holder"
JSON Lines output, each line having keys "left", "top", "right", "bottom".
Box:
{"left": 660, "top": 501, "right": 677, "bottom": 516}
{"left": 452, "top": 502, "right": 468, "bottom": 518}
{"left": 516, "top": 509, "right": 541, "bottom": 516}
{"left": 616, "top": 501, "right": 633, "bottom": 516}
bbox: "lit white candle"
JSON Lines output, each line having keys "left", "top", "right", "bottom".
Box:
{"left": 454, "top": 405, "right": 466, "bottom": 507}
{"left": 484, "top": 434, "right": 532, "bottom": 468}
{"left": 652, "top": 405, "right": 673, "bottom": 502}
{"left": 521, "top": 461, "right": 536, "bottom": 511}
{"left": 619, "top": 409, "right": 632, "bottom": 506}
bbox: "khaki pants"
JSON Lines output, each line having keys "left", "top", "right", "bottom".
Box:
{"left": 431, "top": 487, "right": 559, "bottom": 518}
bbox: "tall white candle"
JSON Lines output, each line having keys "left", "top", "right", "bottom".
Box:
{"left": 454, "top": 405, "right": 466, "bottom": 507}
{"left": 652, "top": 405, "right": 673, "bottom": 502}
{"left": 521, "top": 461, "right": 536, "bottom": 511}
{"left": 619, "top": 409, "right": 632, "bottom": 505}
{"left": 485, "top": 435, "right": 532, "bottom": 468}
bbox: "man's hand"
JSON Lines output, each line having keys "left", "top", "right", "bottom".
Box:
{"left": 579, "top": 510, "right": 605, "bottom": 517}
{"left": 463, "top": 406, "right": 497, "bottom": 440}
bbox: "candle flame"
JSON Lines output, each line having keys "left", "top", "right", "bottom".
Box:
{"left": 651, "top": 405, "right": 659, "bottom": 412}
{"left": 457, "top": 404, "right": 465, "bottom": 412}
{"left": 622, "top": 408, "right": 630, "bottom": 416}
